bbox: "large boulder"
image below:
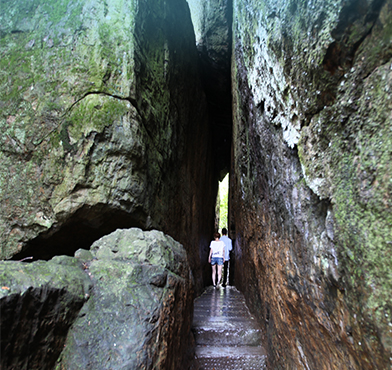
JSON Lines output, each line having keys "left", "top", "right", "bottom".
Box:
{"left": 0, "top": 0, "right": 217, "bottom": 293}
{"left": 1, "top": 228, "right": 194, "bottom": 369}
{"left": 231, "top": 0, "right": 392, "bottom": 369}
{"left": 57, "top": 228, "right": 194, "bottom": 370}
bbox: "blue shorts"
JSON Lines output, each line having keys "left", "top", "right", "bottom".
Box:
{"left": 211, "top": 257, "right": 223, "bottom": 266}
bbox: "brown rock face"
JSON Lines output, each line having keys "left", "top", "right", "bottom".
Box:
{"left": 230, "top": 0, "right": 392, "bottom": 369}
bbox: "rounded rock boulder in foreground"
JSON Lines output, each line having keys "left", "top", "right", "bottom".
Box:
{"left": 57, "top": 228, "right": 194, "bottom": 370}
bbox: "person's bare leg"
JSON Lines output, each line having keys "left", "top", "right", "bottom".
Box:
{"left": 212, "top": 264, "right": 217, "bottom": 286}
{"left": 217, "top": 265, "right": 223, "bottom": 286}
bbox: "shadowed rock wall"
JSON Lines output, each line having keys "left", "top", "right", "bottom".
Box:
{"left": 231, "top": 0, "right": 392, "bottom": 368}
{"left": 0, "top": 257, "right": 91, "bottom": 370}
{"left": 0, "top": 0, "right": 217, "bottom": 293}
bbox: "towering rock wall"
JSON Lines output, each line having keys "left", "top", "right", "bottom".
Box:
{"left": 231, "top": 0, "right": 392, "bottom": 368}
{"left": 0, "top": 0, "right": 217, "bottom": 293}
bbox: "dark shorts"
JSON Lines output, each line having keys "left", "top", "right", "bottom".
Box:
{"left": 211, "top": 257, "right": 223, "bottom": 266}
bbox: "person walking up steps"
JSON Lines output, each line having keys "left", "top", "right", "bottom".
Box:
{"left": 220, "top": 228, "right": 232, "bottom": 287}
{"left": 208, "top": 232, "right": 225, "bottom": 288}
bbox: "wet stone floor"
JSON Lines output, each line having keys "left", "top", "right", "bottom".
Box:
{"left": 191, "top": 286, "right": 267, "bottom": 369}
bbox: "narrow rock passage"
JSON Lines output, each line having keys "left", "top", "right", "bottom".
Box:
{"left": 191, "top": 286, "right": 267, "bottom": 369}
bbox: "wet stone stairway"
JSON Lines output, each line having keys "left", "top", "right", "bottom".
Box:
{"left": 191, "top": 286, "right": 267, "bottom": 369}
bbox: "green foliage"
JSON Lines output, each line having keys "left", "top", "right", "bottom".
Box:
{"left": 219, "top": 173, "right": 229, "bottom": 231}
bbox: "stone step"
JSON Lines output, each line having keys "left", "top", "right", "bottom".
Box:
{"left": 195, "top": 356, "right": 266, "bottom": 370}
{"left": 191, "top": 286, "right": 267, "bottom": 369}
{"left": 195, "top": 345, "right": 267, "bottom": 357}
{"left": 192, "top": 325, "right": 262, "bottom": 346}
{"left": 195, "top": 346, "right": 267, "bottom": 370}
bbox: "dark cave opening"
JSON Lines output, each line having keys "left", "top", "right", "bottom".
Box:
{"left": 11, "top": 205, "right": 147, "bottom": 262}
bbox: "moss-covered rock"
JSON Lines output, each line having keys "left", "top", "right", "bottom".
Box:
{"left": 0, "top": 0, "right": 140, "bottom": 259}
{"left": 0, "top": 0, "right": 217, "bottom": 297}
{"left": 231, "top": 0, "right": 392, "bottom": 368}
{"left": 0, "top": 228, "right": 194, "bottom": 369}
{"left": 57, "top": 228, "right": 194, "bottom": 370}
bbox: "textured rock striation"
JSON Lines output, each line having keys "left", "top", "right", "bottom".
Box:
{"left": 0, "top": 0, "right": 217, "bottom": 294}
{"left": 230, "top": 0, "right": 392, "bottom": 369}
{"left": 1, "top": 228, "right": 194, "bottom": 370}
{"left": 0, "top": 256, "right": 91, "bottom": 370}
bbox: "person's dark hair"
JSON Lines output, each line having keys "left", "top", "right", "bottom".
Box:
{"left": 222, "top": 228, "right": 227, "bottom": 235}
{"left": 214, "top": 232, "right": 221, "bottom": 239}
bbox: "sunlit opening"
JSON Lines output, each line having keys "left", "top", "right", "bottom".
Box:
{"left": 218, "top": 173, "right": 229, "bottom": 232}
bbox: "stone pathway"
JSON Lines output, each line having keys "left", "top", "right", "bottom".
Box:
{"left": 191, "top": 286, "right": 267, "bottom": 369}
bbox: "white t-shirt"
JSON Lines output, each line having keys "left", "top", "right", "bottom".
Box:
{"left": 210, "top": 240, "right": 225, "bottom": 258}
{"left": 220, "top": 235, "right": 232, "bottom": 260}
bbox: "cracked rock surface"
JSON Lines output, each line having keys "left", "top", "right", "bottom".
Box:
{"left": 57, "top": 228, "right": 194, "bottom": 370}
{"left": 0, "top": 255, "right": 91, "bottom": 370}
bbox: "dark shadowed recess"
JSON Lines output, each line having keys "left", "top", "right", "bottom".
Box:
{"left": 11, "top": 204, "right": 147, "bottom": 261}
{"left": 322, "top": 0, "right": 386, "bottom": 75}
{"left": 199, "top": 47, "right": 233, "bottom": 180}
{"left": 1, "top": 287, "right": 85, "bottom": 370}
{"left": 198, "top": 0, "right": 233, "bottom": 181}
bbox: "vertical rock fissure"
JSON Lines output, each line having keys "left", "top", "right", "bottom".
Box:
{"left": 187, "top": 0, "right": 234, "bottom": 180}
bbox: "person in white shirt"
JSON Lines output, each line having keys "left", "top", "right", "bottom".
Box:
{"left": 208, "top": 232, "right": 225, "bottom": 288}
{"left": 220, "top": 228, "right": 232, "bottom": 287}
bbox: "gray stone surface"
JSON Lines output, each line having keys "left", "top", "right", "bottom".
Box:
{"left": 1, "top": 228, "right": 194, "bottom": 370}
{"left": 57, "top": 228, "right": 194, "bottom": 370}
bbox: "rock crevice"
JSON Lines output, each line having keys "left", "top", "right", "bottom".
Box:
{"left": 1, "top": 0, "right": 392, "bottom": 369}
